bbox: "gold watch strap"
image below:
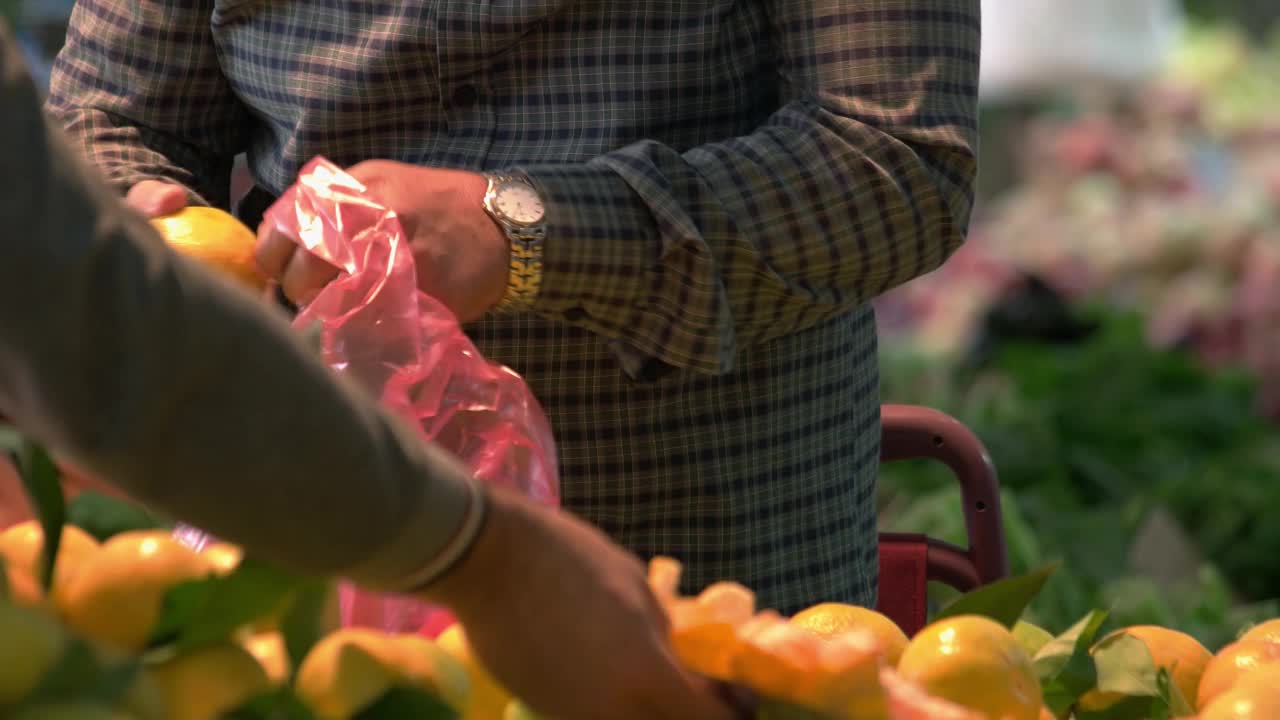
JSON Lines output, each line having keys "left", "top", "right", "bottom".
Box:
{"left": 491, "top": 225, "right": 545, "bottom": 314}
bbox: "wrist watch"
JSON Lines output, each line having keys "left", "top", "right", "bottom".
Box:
{"left": 482, "top": 172, "right": 547, "bottom": 314}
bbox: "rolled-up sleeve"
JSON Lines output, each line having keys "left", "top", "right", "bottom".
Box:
{"left": 44, "top": 0, "right": 248, "bottom": 207}
{"left": 517, "top": 0, "right": 980, "bottom": 375}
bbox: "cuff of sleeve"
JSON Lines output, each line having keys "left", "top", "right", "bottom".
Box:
{"left": 339, "top": 433, "right": 485, "bottom": 593}
{"left": 514, "top": 162, "right": 735, "bottom": 377}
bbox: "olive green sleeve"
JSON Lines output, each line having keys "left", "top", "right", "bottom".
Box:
{"left": 0, "top": 23, "right": 481, "bottom": 592}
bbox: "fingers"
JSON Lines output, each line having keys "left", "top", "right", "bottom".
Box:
{"left": 281, "top": 250, "right": 340, "bottom": 305}
{"left": 254, "top": 223, "right": 338, "bottom": 305}
{"left": 254, "top": 223, "right": 297, "bottom": 282}
{"left": 430, "top": 489, "right": 741, "bottom": 719}
{"left": 125, "top": 180, "right": 187, "bottom": 218}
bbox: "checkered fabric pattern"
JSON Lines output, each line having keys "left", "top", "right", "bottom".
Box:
{"left": 47, "top": 0, "right": 979, "bottom": 613}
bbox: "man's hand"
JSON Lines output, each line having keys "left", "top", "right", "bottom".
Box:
{"left": 255, "top": 161, "right": 510, "bottom": 322}
{"left": 426, "top": 488, "right": 740, "bottom": 720}
{"left": 124, "top": 180, "right": 187, "bottom": 218}
{"left": 123, "top": 180, "right": 284, "bottom": 303}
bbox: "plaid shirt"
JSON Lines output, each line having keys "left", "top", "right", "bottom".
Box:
{"left": 47, "top": 0, "right": 979, "bottom": 613}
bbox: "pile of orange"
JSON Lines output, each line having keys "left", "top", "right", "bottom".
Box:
{"left": 648, "top": 557, "right": 1280, "bottom": 720}
{"left": 649, "top": 557, "right": 1039, "bottom": 719}
{"left": 0, "top": 520, "right": 478, "bottom": 719}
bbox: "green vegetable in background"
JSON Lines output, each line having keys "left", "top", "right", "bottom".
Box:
{"left": 879, "top": 309, "right": 1280, "bottom": 647}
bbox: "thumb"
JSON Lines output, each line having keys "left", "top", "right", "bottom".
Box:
{"left": 125, "top": 180, "right": 188, "bottom": 218}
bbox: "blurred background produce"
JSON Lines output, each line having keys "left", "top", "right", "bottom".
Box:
{"left": 876, "top": 1, "right": 1280, "bottom": 651}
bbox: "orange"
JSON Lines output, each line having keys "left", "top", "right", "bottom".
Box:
{"left": 732, "top": 611, "right": 886, "bottom": 717}
{"left": 242, "top": 631, "right": 291, "bottom": 685}
{"left": 297, "top": 628, "right": 467, "bottom": 720}
{"left": 148, "top": 642, "right": 272, "bottom": 720}
{"left": 437, "top": 624, "right": 510, "bottom": 720}
{"left": 880, "top": 667, "right": 983, "bottom": 719}
{"left": 0, "top": 599, "right": 68, "bottom": 706}
{"left": 295, "top": 629, "right": 397, "bottom": 719}
{"left": 896, "top": 615, "right": 1043, "bottom": 720}
{"left": 645, "top": 558, "right": 752, "bottom": 681}
{"left": 790, "top": 602, "right": 910, "bottom": 666}
{"left": 1077, "top": 625, "right": 1211, "bottom": 712}
{"left": 202, "top": 542, "right": 243, "bottom": 576}
{"left": 150, "top": 207, "right": 265, "bottom": 291}
{"left": 649, "top": 560, "right": 757, "bottom": 682}
{"left": 1199, "top": 639, "right": 1280, "bottom": 709}
{"left": 647, "top": 555, "right": 683, "bottom": 600}
{"left": 2, "top": 564, "right": 45, "bottom": 609}
{"left": 1198, "top": 665, "right": 1280, "bottom": 719}
{"left": 384, "top": 633, "right": 469, "bottom": 712}
{"left": 503, "top": 700, "right": 544, "bottom": 720}
{"left": 647, "top": 558, "right": 886, "bottom": 716}
{"left": 0, "top": 521, "right": 100, "bottom": 608}
{"left": 1240, "top": 619, "right": 1280, "bottom": 646}
{"left": 667, "top": 581, "right": 756, "bottom": 681}
{"left": 59, "top": 530, "right": 215, "bottom": 651}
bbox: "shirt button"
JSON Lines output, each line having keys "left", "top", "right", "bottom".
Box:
{"left": 451, "top": 84, "right": 479, "bottom": 109}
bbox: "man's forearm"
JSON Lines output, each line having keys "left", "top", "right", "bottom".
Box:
{"left": 513, "top": 0, "right": 979, "bottom": 377}
{"left": 0, "top": 23, "right": 479, "bottom": 592}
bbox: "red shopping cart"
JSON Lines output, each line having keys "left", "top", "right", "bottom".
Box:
{"left": 875, "top": 405, "right": 1009, "bottom": 636}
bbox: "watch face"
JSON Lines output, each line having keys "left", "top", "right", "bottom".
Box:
{"left": 494, "top": 180, "right": 545, "bottom": 225}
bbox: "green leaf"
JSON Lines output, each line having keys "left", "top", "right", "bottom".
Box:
{"left": 66, "top": 491, "right": 168, "bottom": 542}
{"left": 147, "top": 578, "right": 221, "bottom": 648}
{"left": 1092, "top": 633, "right": 1159, "bottom": 696}
{"left": 149, "top": 558, "right": 304, "bottom": 651}
{"left": 226, "top": 687, "right": 318, "bottom": 720}
{"left": 1013, "top": 620, "right": 1055, "bottom": 658}
{"left": 280, "top": 578, "right": 335, "bottom": 676}
{"left": 25, "top": 636, "right": 139, "bottom": 706}
{"left": 934, "top": 563, "right": 1059, "bottom": 628}
{"left": 1034, "top": 610, "right": 1109, "bottom": 716}
{"left": 13, "top": 438, "right": 66, "bottom": 592}
{"left": 1156, "top": 667, "right": 1196, "bottom": 717}
{"left": 30, "top": 638, "right": 101, "bottom": 700}
{"left": 91, "top": 659, "right": 145, "bottom": 707}
{"left": 354, "top": 687, "right": 459, "bottom": 720}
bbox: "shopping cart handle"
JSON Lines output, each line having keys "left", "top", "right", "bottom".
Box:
{"left": 880, "top": 404, "right": 1009, "bottom": 586}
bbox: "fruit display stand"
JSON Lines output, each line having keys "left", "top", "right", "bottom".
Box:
{"left": 7, "top": 405, "right": 1280, "bottom": 719}
{"left": 3, "top": 208, "right": 1280, "bottom": 718}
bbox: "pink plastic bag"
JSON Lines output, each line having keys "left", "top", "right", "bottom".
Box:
{"left": 176, "top": 157, "right": 559, "bottom": 636}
